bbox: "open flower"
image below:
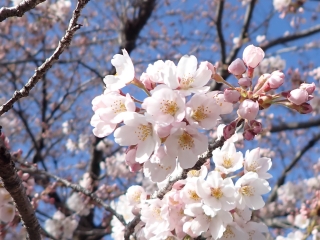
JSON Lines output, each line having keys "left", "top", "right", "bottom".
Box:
{"left": 142, "top": 86, "right": 185, "bottom": 125}
{"left": 235, "top": 172, "right": 271, "bottom": 210}
{"left": 104, "top": 49, "right": 135, "bottom": 90}
{"left": 175, "top": 55, "right": 212, "bottom": 96}
{"left": 164, "top": 124, "right": 208, "bottom": 168}
{"left": 186, "top": 93, "right": 220, "bottom": 129}
{"left": 196, "top": 171, "right": 236, "bottom": 211}
{"left": 114, "top": 112, "right": 160, "bottom": 163}
{"left": 212, "top": 141, "right": 243, "bottom": 174}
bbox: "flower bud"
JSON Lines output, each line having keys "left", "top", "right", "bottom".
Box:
{"left": 242, "top": 45, "right": 265, "bottom": 68}
{"left": 224, "top": 88, "right": 240, "bottom": 104}
{"left": 228, "top": 58, "right": 246, "bottom": 75}
{"left": 249, "top": 120, "right": 263, "bottom": 134}
{"left": 140, "top": 72, "right": 155, "bottom": 91}
{"left": 267, "top": 70, "right": 285, "bottom": 89}
{"left": 295, "top": 103, "right": 313, "bottom": 114}
{"left": 300, "top": 82, "right": 315, "bottom": 95}
{"left": 288, "top": 88, "right": 308, "bottom": 105}
{"left": 238, "top": 99, "right": 259, "bottom": 121}
{"left": 243, "top": 130, "right": 255, "bottom": 141}
{"left": 223, "top": 122, "right": 237, "bottom": 140}
{"left": 238, "top": 77, "right": 252, "bottom": 88}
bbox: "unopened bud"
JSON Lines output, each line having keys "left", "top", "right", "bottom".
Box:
{"left": 238, "top": 77, "right": 252, "bottom": 88}
{"left": 267, "top": 70, "right": 285, "bottom": 89}
{"left": 224, "top": 88, "right": 240, "bottom": 104}
{"left": 223, "top": 122, "right": 237, "bottom": 140}
{"left": 228, "top": 58, "right": 246, "bottom": 75}
{"left": 300, "top": 82, "right": 315, "bottom": 95}
{"left": 242, "top": 45, "right": 265, "bottom": 68}
{"left": 243, "top": 130, "right": 255, "bottom": 141}
{"left": 288, "top": 88, "right": 309, "bottom": 105}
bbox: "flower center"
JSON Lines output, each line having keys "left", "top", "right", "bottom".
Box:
{"left": 188, "top": 169, "right": 200, "bottom": 177}
{"left": 111, "top": 100, "right": 126, "bottom": 114}
{"left": 152, "top": 206, "right": 162, "bottom": 220}
{"left": 192, "top": 105, "right": 209, "bottom": 122}
{"left": 246, "top": 160, "right": 258, "bottom": 172}
{"left": 188, "top": 190, "right": 200, "bottom": 201}
{"left": 210, "top": 188, "right": 223, "bottom": 199}
{"left": 132, "top": 192, "right": 141, "bottom": 203}
{"left": 135, "top": 124, "right": 152, "bottom": 141}
{"left": 180, "top": 76, "right": 194, "bottom": 89}
{"left": 178, "top": 131, "right": 194, "bottom": 150}
{"left": 240, "top": 185, "right": 254, "bottom": 196}
{"left": 222, "top": 155, "right": 233, "bottom": 168}
{"left": 223, "top": 226, "right": 235, "bottom": 238}
{"left": 160, "top": 99, "right": 178, "bottom": 116}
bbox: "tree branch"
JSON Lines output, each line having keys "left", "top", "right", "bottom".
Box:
{"left": 0, "top": 0, "right": 45, "bottom": 22}
{"left": 270, "top": 118, "right": 320, "bottom": 133}
{"left": 21, "top": 166, "right": 127, "bottom": 227}
{"left": 0, "top": 0, "right": 91, "bottom": 117}
{"left": 225, "top": 0, "right": 257, "bottom": 64}
{"left": 0, "top": 136, "right": 41, "bottom": 240}
{"left": 215, "top": 0, "right": 226, "bottom": 64}
{"left": 261, "top": 24, "right": 320, "bottom": 51}
{"left": 267, "top": 132, "right": 320, "bottom": 203}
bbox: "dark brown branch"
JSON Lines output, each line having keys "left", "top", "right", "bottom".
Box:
{"left": 267, "top": 132, "right": 320, "bottom": 203}
{"left": 225, "top": 0, "right": 257, "bottom": 64}
{"left": 215, "top": 0, "right": 226, "bottom": 64}
{"left": 0, "top": 0, "right": 45, "bottom": 22}
{"left": 270, "top": 118, "right": 320, "bottom": 133}
{"left": 124, "top": 138, "right": 226, "bottom": 239}
{"left": 261, "top": 24, "right": 320, "bottom": 51}
{"left": 0, "top": 137, "right": 41, "bottom": 240}
{"left": 0, "top": 0, "right": 91, "bottom": 117}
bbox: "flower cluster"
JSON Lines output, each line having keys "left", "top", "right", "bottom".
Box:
{"left": 91, "top": 49, "right": 234, "bottom": 181}
{"left": 110, "top": 144, "right": 271, "bottom": 239}
{"left": 44, "top": 211, "right": 78, "bottom": 239}
{"left": 222, "top": 44, "right": 314, "bottom": 141}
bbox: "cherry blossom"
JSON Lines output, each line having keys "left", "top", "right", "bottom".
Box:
{"left": 212, "top": 141, "right": 243, "bottom": 174}
{"left": 235, "top": 172, "right": 271, "bottom": 210}
{"left": 104, "top": 49, "right": 135, "bottom": 90}
{"left": 244, "top": 148, "right": 272, "bottom": 179}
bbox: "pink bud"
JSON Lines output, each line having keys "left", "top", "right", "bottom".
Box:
{"left": 125, "top": 148, "right": 142, "bottom": 172}
{"left": 267, "top": 70, "right": 285, "bottom": 89}
{"left": 223, "top": 122, "right": 236, "bottom": 140}
{"left": 300, "top": 82, "right": 315, "bottom": 95}
{"left": 228, "top": 58, "right": 246, "bottom": 75}
{"left": 140, "top": 72, "right": 155, "bottom": 91}
{"left": 288, "top": 88, "right": 309, "bottom": 105}
{"left": 224, "top": 88, "right": 240, "bottom": 104}
{"left": 238, "top": 77, "right": 252, "bottom": 88}
{"left": 203, "top": 61, "right": 216, "bottom": 76}
{"left": 238, "top": 99, "right": 259, "bottom": 121}
{"left": 249, "top": 120, "right": 263, "bottom": 134}
{"left": 243, "top": 130, "right": 255, "bottom": 141}
{"left": 242, "top": 44, "right": 265, "bottom": 68}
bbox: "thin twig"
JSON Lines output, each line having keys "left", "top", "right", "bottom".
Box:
{"left": 0, "top": 0, "right": 91, "bottom": 117}
{"left": 267, "top": 132, "right": 320, "bottom": 203}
